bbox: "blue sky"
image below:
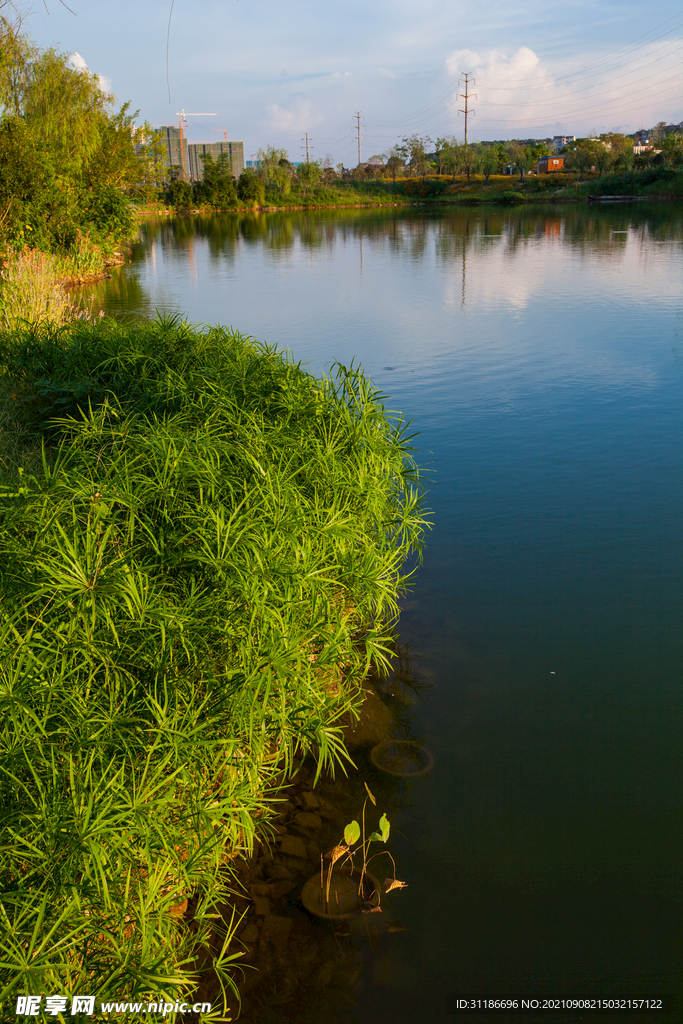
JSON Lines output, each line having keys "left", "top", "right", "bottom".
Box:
{"left": 28, "top": 0, "right": 683, "bottom": 163}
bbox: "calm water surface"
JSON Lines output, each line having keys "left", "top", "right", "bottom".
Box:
{"left": 86, "top": 203, "right": 683, "bottom": 1023}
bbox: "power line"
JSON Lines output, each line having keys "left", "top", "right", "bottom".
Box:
{"left": 472, "top": 68, "right": 683, "bottom": 125}
{"left": 475, "top": 37, "right": 683, "bottom": 96}
{"left": 476, "top": 9, "right": 683, "bottom": 87}
{"left": 481, "top": 50, "right": 683, "bottom": 109}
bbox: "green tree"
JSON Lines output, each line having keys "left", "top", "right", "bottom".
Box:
{"left": 297, "top": 159, "right": 322, "bottom": 195}
{"left": 194, "top": 152, "right": 236, "bottom": 208}
{"left": 21, "top": 48, "right": 115, "bottom": 179}
{"left": 592, "top": 135, "right": 615, "bottom": 178}
{"left": 479, "top": 146, "right": 498, "bottom": 185}
{"left": 660, "top": 132, "right": 683, "bottom": 169}
{"left": 237, "top": 168, "right": 264, "bottom": 204}
{"left": 322, "top": 154, "right": 336, "bottom": 190}
{"left": 0, "top": 15, "right": 32, "bottom": 116}
{"left": 0, "top": 17, "right": 158, "bottom": 252}
{"left": 170, "top": 178, "right": 192, "bottom": 209}
{"left": 440, "top": 138, "right": 465, "bottom": 183}
{"left": 600, "top": 132, "right": 634, "bottom": 180}
{"left": 398, "top": 134, "right": 432, "bottom": 181}
{"left": 0, "top": 116, "right": 55, "bottom": 248}
{"left": 385, "top": 146, "right": 404, "bottom": 187}
{"left": 508, "top": 143, "right": 534, "bottom": 182}
{"left": 563, "top": 138, "right": 597, "bottom": 181}
{"left": 435, "top": 137, "right": 450, "bottom": 175}
{"left": 462, "top": 143, "right": 480, "bottom": 184}
{"left": 256, "top": 145, "right": 292, "bottom": 194}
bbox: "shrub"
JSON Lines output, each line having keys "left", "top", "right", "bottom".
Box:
{"left": 236, "top": 169, "right": 265, "bottom": 205}
{"left": 0, "top": 315, "right": 428, "bottom": 1012}
{"left": 169, "top": 179, "right": 193, "bottom": 210}
{"left": 496, "top": 190, "right": 527, "bottom": 204}
{"left": 77, "top": 183, "right": 136, "bottom": 244}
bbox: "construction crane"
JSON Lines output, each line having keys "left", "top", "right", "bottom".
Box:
{"left": 210, "top": 129, "right": 233, "bottom": 174}
{"left": 175, "top": 110, "right": 216, "bottom": 179}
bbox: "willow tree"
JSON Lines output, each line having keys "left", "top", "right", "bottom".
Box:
{"left": 0, "top": 16, "right": 156, "bottom": 250}
{"left": 256, "top": 145, "right": 293, "bottom": 195}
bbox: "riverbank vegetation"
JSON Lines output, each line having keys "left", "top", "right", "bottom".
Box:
{"left": 0, "top": 16, "right": 159, "bottom": 323}
{"left": 158, "top": 159, "right": 683, "bottom": 218}
{"left": 0, "top": 314, "right": 427, "bottom": 1015}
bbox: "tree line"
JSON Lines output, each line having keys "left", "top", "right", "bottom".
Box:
{"left": 351, "top": 130, "right": 683, "bottom": 184}
{"left": 167, "top": 145, "right": 334, "bottom": 209}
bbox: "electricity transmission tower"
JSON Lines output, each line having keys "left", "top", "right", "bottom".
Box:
{"left": 302, "top": 132, "right": 312, "bottom": 163}
{"left": 458, "top": 74, "right": 476, "bottom": 149}
{"left": 354, "top": 111, "right": 364, "bottom": 166}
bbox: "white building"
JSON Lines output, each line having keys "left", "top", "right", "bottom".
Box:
{"left": 552, "top": 135, "right": 576, "bottom": 151}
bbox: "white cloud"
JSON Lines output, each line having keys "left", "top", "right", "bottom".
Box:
{"left": 446, "top": 46, "right": 561, "bottom": 127}
{"left": 267, "top": 100, "right": 324, "bottom": 132}
{"left": 68, "top": 51, "right": 89, "bottom": 72}
{"left": 444, "top": 41, "right": 683, "bottom": 138}
{"left": 68, "top": 52, "right": 112, "bottom": 94}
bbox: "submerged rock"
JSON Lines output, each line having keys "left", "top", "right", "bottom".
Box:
{"left": 279, "top": 834, "right": 308, "bottom": 860}
{"left": 341, "top": 688, "right": 395, "bottom": 748}
{"left": 293, "top": 811, "right": 322, "bottom": 829}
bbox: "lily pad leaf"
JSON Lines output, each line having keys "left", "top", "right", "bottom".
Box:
{"left": 378, "top": 813, "right": 390, "bottom": 842}
{"left": 344, "top": 820, "right": 360, "bottom": 846}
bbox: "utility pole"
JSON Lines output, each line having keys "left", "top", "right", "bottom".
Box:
{"left": 458, "top": 74, "right": 476, "bottom": 148}
{"left": 302, "top": 132, "right": 311, "bottom": 163}
{"left": 458, "top": 74, "right": 476, "bottom": 182}
{"left": 354, "top": 111, "right": 363, "bottom": 166}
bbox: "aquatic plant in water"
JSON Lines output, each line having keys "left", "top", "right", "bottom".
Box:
{"left": 327, "top": 783, "right": 407, "bottom": 908}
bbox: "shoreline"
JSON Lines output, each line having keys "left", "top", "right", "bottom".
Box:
{"left": 132, "top": 193, "right": 679, "bottom": 219}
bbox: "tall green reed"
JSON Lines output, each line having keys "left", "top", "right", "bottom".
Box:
{"left": 0, "top": 314, "right": 428, "bottom": 1017}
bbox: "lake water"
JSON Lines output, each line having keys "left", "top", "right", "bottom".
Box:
{"left": 86, "top": 203, "right": 683, "bottom": 1023}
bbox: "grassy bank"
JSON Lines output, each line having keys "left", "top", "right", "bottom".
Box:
{"left": 569, "top": 165, "right": 683, "bottom": 199}
{"left": 147, "top": 167, "right": 683, "bottom": 215}
{"left": 0, "top": 315, "right": 427, "bottom": 1018}
{"left": 0, "top": 244, "right": 128, "bottom": 329}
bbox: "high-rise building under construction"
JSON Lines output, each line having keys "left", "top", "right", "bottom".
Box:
{"left": 154, "top": 128, "right": 244, "bottom": 180}
{"left": 188, "top": 141, "right": 244, "bottom": 180}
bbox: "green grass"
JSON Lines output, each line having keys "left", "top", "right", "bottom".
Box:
{"left": 570, "top": 165, "right": 683, "bottom": 198}
{"left": 0, "top": 315, "right": 428, "bottom": 1018}
{"left": 0, "top": 243, "right": 109, "bottom": 330}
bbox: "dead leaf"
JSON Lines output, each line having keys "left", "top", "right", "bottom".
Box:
{"left": 361, "top": 904, "right": 383, "bottom": 915}
{"left": 327, "top": 843, "right": 348, "bottom": 864}
{"left": 387, "top": 920, "right": 406, "bottom": 933}
{"left": 384, "top": 878, "right": 408, "bottom": 893}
